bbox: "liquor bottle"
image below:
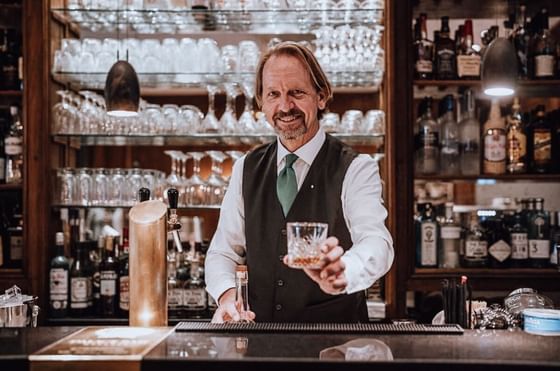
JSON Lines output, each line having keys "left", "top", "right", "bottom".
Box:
{"left": 551, "top": 109, "right": 560, "bottom": 173}
{"left": 435, "top": 16, "right": 457, "bottom": 80}
{"left": 99, "top": 236, "right": 118, "bottom": 317}
{"left": 5, "top": 202, "right": 23, "bottom": 268}
{"left": 167, "top": 253, "right": 181, "bottom": 318}
{"left": 456, "top": 20, "right": 481, "bottom": 79}
{"left": 506, "top": 98, "right": 527, "bottom": 173}
{"left": 415, "top": 202, "right": 438, "bottom": 267}
{"left": 462, "top": 211, "right": 488, "bottom": 267}
{"left": 91, "top": 236, "right": 103, "bottom": 316}
{"left": 415, "top": 97, "right": 440, "bottom": 175}
{"left": 69, "top": 211, "right": 91, "bottom": 316}
{"left": 49, "top": 232, "right": 70, "bottom": 318}
{"left": 528, "top": 198, "right": 550, "bottom": 268}
{"left": 549, "top": 211, "right": 560, "bottom": 267}
{"left": 439, "top": 202, "right": 461, "bottom": 268}
{"left": 459, "top": 89, "right": 480, "bottom": 175}
{"left": 118, "top": 227, "right": 130, "bottom": 317}
{"left": 510, "top": 213, "right": 529, "bottom": 268}
{"left": 183, "top": 254, "right": 208, "bottom": 317}
{"left": 0, "top": 110, "right": 6, "bottom": 184}
{"left": 439, "top": 95, "right": 460, "bottom": 175}
{"left": 235, "top": 264, "right": 251, "bottom": 323}
{"left": 176, "top": 251, "right": 190, "bottom": 317}
{"left": 0, "top": 29, "right": 20, "bottom": 90}
{"left": 527, "top": 105, "right": 552, "bottom": 173}
{"left": 483, "top": 100, "right": 506, "bottom": 175}
{"left": 531, "top": 8, "right": 556, "bottom": 79}
{"left": 512, "top": 4, "right": 530, "bottom": 78}
{"left": 414, "top": 13, "right": 434, "bottom": 80}
{"left": 486, "top": 216, "right": 512, "bottom": 268}
{"left": 5, "top": 105, "right": 23, "bottom": 184}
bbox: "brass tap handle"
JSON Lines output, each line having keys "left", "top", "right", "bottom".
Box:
{"left": 138, "top": 187, "right": 151, "bottom": 202}
{"left": 168, "top": 188, "right": 179, "bottom": 209}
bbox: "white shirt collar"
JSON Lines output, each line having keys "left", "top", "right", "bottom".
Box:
{"left": 277, "top": 126, "right": 326, "bottom": 168}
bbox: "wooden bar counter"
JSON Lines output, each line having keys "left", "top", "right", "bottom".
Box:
{"left": 1, "top": 326, "right": 559, "bottom": 371}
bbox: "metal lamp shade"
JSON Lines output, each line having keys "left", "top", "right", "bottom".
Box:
{"left": 481, "top": 38, "right": 518, "bottom": 97}
{"left": 104, "top": 60, "right": 140, "bottom": 117}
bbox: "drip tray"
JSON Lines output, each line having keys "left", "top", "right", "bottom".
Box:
{"left": 176, "top": 322, "right": 464, "bottom": 335}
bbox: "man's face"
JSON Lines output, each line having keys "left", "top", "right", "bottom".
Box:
{"left": 261, "top": 54, "right": 326, "bottom": 150}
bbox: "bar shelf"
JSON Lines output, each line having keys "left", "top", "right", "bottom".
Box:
{"left": 415, "top": 174, "right": 560, "bottom": 182}
{"left": 52, "top": 133, "right": 385, "bottom": 147}
{"left": 52, "top": 204, "right": 221, "bottom": 210}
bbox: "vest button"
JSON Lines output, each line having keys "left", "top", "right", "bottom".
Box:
{"left": 279, "top": 254, "right": 284, "bottom": 262}
{"left": 281, "top": 229, "right": 287, "bottom": 236}
{"left": 277, "top": 279, "right": 284, "bottom": 287}
{"left": 275, "top": 304, "right": 282, "bottom": 311}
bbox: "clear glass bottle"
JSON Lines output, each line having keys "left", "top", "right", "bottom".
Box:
{"left": 483, "top": 100, "right": 506, "bottom": 175}
{"left": 528, "top": 198, "right": 550, "bottom": 268}
{"left": 415, "top": 202, "right": 438, "bottom": 267}
{"left": 235, "top": 264, "right": 252, "bottom": 322}
{"left": 414, "top": 13, "right": 434, "bottom": 80}
{"left": 415, "top": 97, "right": 440, "bottom": 175}
{"left": 506, "top": 98, "right": 527, "bottom": 173}
{"left": 439, "top": 202, "right": 461, "bottom": 268}
{"left": 458, "top": 89, "right": 480, "bottom": 175}
{"left": 5, "top": 105, "right": 23, "bottom": 184}
{"left": 49, "top": 232, "right": 70, "bottom": 318}
{"left": 462, "top": 211, "right": 488, "bottom": 267}
{"left": 439, "top": 95, "right": 460, "bottom": 175}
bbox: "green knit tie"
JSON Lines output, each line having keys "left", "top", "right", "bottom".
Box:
{"left": 277, "top": 153, "right": 299, "bottom": 216}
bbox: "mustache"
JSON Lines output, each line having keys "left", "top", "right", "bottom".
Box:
{"left": 273, "top": 109, "right": 304, "bottom": 121}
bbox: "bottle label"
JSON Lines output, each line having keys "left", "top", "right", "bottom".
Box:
{"left": 10, "top": 235, "right": 23, "bottom": 260}
{"left": 511, "top": 233, "right": 528, "bottom": 260}
{"left": 100, "top": 270, "right": 117, "bottom": 296}
{"left": 465, "top": 240, "right": 488, "bottom": 258}
{"left": 184, "top": 288, "right": 208, "bottom": 309}
{"left": 50, "top": 269, "right": 68, "bottom": 309}
{"left": 119, "top": 276, "right": 129, "bottom": 311}
{"left": 416, "top": 60, "right": 433, "bottom": 73}
{"left": 441, "top": 226, "right": 461, "bottom": 239}
{"left": 457, "top": 55, "right": 480, "bottom": 77}
{"left": 420, "top": 222, "right": 437, "bottom": 266}
{"left": 437, "top": 49, "right": 455, "bottom": 75}
{"left": 489, "top": 240, "right": 511, "bottom": 262}
{"left": 484, "top": 129, "right": 506, "bottom": 161}
{"left": 507, "top": 129, "right": 526, "bottom": 164}
{"left": 168, "top": 288, "right": 182, "bottom": 308}
{"left": 535, "top": 55, "right": 554, "bottom": 77}
{"left": 533, "top": 131, "right": 551, "bottom": 162}
{"left": 529, "top": 239, "right": 550, "bottom": 259}
{"left": 5, "top": 137, "right": 22, "bottom": 155}
{"left": 419, "top": 129, "right": 439, "bottom": 149}
{"left": 71, "top": 277, "right": 90, "bottom": 308}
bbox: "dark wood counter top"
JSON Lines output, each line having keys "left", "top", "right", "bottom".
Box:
{"left": 0, "top": 326, "right": 559, "bottom": 370}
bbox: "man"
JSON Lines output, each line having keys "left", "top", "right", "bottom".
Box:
{"left": 205, "top": 41, "right": 393, "bottom": 323}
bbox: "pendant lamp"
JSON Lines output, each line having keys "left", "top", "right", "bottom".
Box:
{"left": 104, "top": 60, "right": 140, "bottom": 117}
{"left": 481, "top": 38, "right": 518, "bottom": 97}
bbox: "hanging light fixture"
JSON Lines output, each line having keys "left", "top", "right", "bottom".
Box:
{"left": 104, "top": 60, "right": 140, "bottom": 117}
{"left": 481, "top": 37, "right": 518, "bottom": 97}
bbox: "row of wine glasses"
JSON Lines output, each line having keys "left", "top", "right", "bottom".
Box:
{"left": 62, "top": 0, "right": 384, "bottom": 34}
{"left": 52, "top": 89, "right": 275, "bottom": 136}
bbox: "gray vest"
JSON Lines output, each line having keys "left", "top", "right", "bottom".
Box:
{"left": 242, "top": 134, "right": 368, "bottom": 323}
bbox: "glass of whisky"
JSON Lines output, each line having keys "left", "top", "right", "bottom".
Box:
{"left": 286, "top": 222, "right": 328, "bottom": 269}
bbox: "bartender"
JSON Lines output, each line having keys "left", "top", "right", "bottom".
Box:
{"left": 205, "top": 41, "right": 393, "bottom": 323}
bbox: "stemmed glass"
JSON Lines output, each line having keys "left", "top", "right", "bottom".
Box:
{"left": 52, "top": 91, "right": 76, "bottom": 134}
{"left": 185, "top": 152, "right": 207, "bottom": 206}
{"left": 164, "top": 150, "right": 182, "bottom": 189}
{"left": 220, "top": 83, "right": 239, "bottom": 134}
{"left": 205, "top": 150, "right": 228, "bottom": 206}
{"left": 175, "top": 151, "right": 191, "bottom": 206}
{"left": 201, "top": 85, "right": 220, "bottom": 133}
{"left": 238, "top": 80, "right": 257, "bottom": 135}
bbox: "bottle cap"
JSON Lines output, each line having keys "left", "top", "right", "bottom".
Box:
{"left": 55, "top": 232, "right": 64, "bottom": 245}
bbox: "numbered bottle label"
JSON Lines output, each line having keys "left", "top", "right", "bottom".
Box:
{"left": 529, "top": 240, "right": 550, "bottom": 259}
{"left": 511, "top": 233, "right": 528, "bottom": 260}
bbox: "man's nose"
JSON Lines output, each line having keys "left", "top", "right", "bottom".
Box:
{"left": 278, "top": 94, "right": 294, "bottom": 111}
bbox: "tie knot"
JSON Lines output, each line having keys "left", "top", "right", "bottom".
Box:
{"left": 284, "top": 153, "right": 298, "bottom": 168}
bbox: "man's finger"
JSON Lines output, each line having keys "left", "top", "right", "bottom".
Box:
{"left": 323, "top": 245, "right": 344, "bottom": 263}
{"left": 319, "top": 259, "right": 345, "bottom": 280}
{"left": 320, "top": 236, "right": 339, "bottom": 253}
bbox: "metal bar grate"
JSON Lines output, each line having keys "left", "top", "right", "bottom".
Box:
{"left": 175, "top": 322, "right": 464, "bottom": 334}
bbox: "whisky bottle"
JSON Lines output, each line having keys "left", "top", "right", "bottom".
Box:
{"left": 462, "top": 211, "right": 488, "bottom": 267}
{"left": 49, "top": 232, "right": 70, "bottom": 318}
{"left": 5, "top": 105, "right": 22, "bottom": 184}
{"left": 435, "top": 16, "right": 457, "bottom": 80}
{"left": 456, "top": 19, "right": 480, "bottom": 79}
{"left": 486, "top": 216, "right": 512, "bottom": 268}
{"left": 532, "top": 8, "right": 556, "bottom": 79}
{"left": 415, "top": 202, "right": 438, "bottom": 267}
{"left": 528, "top": 198, "right": 550, "bottom": 268}
{"left": 483, "top": 100, "right": 506, "bottom": 175}
{"left": 527, "top": 105, "right": 552, "bottom": 173}
{"left": 414, "top": 13, "right": 434, "bottom": 80}
{"left": 70, "top": 213, "right": 92, "bottom": 318}
{"left": 510, "top": 213, "right": 529, "bottom": 268}
{"left": 506, "top": 98, "right": 527, "bottom": 173}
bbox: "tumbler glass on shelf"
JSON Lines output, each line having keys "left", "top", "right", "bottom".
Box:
{"left": 92, "top": 168, "right": 109, "bottom": 206}
{"left": 178, "top": 105, "right": 204, "bottom": 134}
{"left": 57, "top": 167, "right": 75, "bottom": 205}
{"left": 75, "top": 168, "right": 93, "bottom": 206}
{"left": 185, "top": 152, "right": 208, "bottom": 206}
{"left": 126, "top": 168, "right": 144, "bottom": 206}
{"left": 205, "top": 150, "right": 228, "bottom": 206}
{"left": 109, "top": 168, "right": 127, "bottom": 206}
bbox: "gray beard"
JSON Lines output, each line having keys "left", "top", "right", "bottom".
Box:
{"left": 274, "top": 120, "right": 308, "bottom": 141}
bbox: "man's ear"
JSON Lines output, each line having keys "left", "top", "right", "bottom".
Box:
{"left": 317, "top": 91, "right": 327, "bottom": 110}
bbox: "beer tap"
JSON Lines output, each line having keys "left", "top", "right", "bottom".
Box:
{"left": 167, "top": 188, "right": 183, "bottom": 253}
{"left": 138, "top": 187, "right": 150, "bottom": 202}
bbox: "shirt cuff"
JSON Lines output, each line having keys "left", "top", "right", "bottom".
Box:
{"left": 341, "top": 238, "right": 391, "bottom": 294}
{"left": 206, "top": 275, "right": 236, "bottom": 303}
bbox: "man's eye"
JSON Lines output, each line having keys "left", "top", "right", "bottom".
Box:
{"left": 267, "top": 92, "right": 279, "bottom": 98}
{"left": 292, "top": 90, "right": 305, "bottom": 97}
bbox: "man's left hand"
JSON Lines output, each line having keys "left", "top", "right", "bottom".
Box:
{"left": 284, "top": 236, "right": 348, "bottom": 295}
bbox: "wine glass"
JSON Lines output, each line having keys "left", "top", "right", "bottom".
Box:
{"left": 220, "top": 83, "right": 239, "bottom": 134}
{"left": 185, "top": 152, "right": 207, "bottom": 206}
{"left": 201, "top": 84, "right": 220, "bottom": 133}
{"left": 205, "top": 150, "right": 228, "bottom": 205}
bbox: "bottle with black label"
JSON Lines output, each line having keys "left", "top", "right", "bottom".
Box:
{"left": 486, "top": 216, "right": 512, "bottom": 268}
{"left": 435, "top": 16, "right": 457, "bottom": 80}
{"left": 462, "top": 211, "right": 488, "bottom": 267}
{"left": 528, "top": 198, "right": 550, "bottom": 268}
{"left": 527, "top": 106, "right": 552, "bottom": 173}
{"left": 510, "top": 213, "right": 529, "bottom": 268}
{"left": 415, "top": 202, "right": 438, "bottom": 267}
{"left": 414, "top": 13, "right": 434, "bottom": 80}
{"left": 49, "top": 232, "right": 70, "bottom": 318}
{"left": 118, "top": 227, "right": 129, "bottom": 318}
{"left": 99, "top": 236, "right": 118, "bottom": 317}
{"left": 549, "top": 212, "right": 560, "bottom": 267}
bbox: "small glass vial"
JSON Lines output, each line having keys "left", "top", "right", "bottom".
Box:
{"left": 235, "top": 265, "right": 252, "bottom": 323}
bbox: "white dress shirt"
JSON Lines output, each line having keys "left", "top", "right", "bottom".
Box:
{"left": 205, "top": 127, "right": 394, "bottom": 302}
